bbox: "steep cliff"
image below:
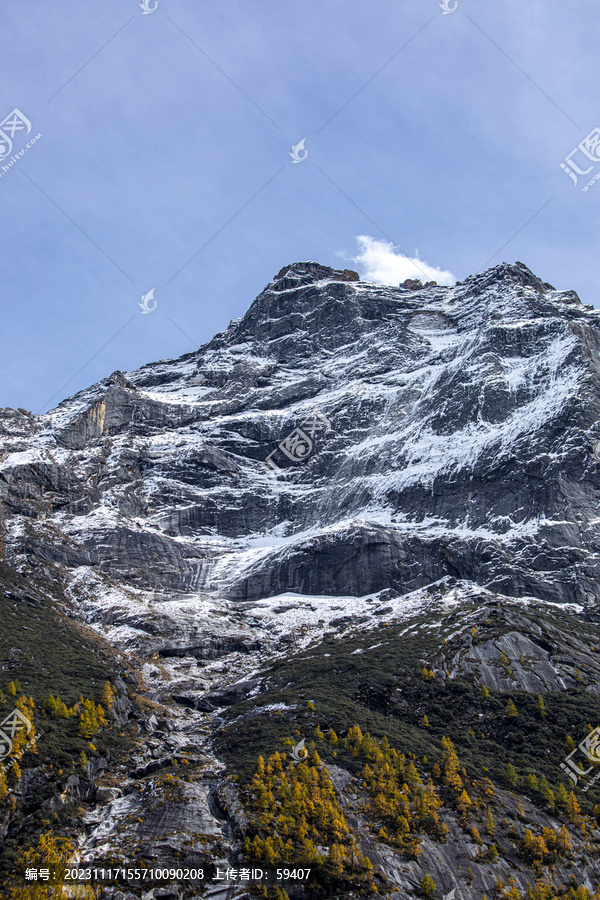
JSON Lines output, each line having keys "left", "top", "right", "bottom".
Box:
{"left": 1, "top": 261, "right": 600, "bottom": 899}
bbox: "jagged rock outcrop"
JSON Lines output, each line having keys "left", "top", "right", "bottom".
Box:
{"left": 3, "top": 259, "right": 600, "bottom": 899}
{"left": 2, "top": 260, "right": 600, "bottom": 610}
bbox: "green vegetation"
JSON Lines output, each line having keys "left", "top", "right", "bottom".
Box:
{"left": 212, "top": 600, "right": 600, "bottom": 896}
{"left": 239, "top": 722, "right": 600, "bottom": 898}
{"left": 0, "top": 562, "right": 120, "bottom": 708}
{"left": 215, "top": 603, "right": 600, "bottom": 818}
{"left": 421, "top": 874, "right": 437, "bottom": 897}
{"left": 7, "top": 832, "right": 99, "bottom": 898}
{"left": 0, "top": 559, "right": 136, "bottom": 889}
{"left": 243, "top": 748, "right": 376, "bottom": 893}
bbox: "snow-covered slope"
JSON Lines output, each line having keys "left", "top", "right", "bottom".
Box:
{"left": 3, "top": 260, "right": 600, "bottom": 899}
{"left": 2, "top": 260, "right": 600, "bottom": 621}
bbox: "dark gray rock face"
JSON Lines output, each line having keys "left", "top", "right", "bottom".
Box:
{"left": 4, "top": 259, "right": 600, "bottom": 900}
{"left": 1, "top": 259, "right": 600, "bottom": 610}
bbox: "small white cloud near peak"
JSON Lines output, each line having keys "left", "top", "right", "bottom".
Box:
{"left": 352, "top": 235, "right": 456, "bottom": 287}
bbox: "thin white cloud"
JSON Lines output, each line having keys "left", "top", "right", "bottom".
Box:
{"left": 351, "top": 236, "right": 456, "bottom": 286}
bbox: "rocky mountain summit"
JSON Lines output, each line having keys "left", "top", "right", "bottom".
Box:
{"left": 2, "top": 260, "right": 600, "bottom": 899}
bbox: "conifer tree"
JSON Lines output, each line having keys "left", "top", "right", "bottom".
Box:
{"left": 12, "top": 697, "right": 35, "bottom": 756}
{"left": 527, "top": 773, "right": 539, "bottom": 792}
{"left": 470, "top": 825, "right": 482, "bottom": 844}
{"left": 8, "top": 831, "right": 98, "bottom": 899}
{"left": 347, "top": 725, "right": 363, "bottom": 743}
{"left": 405, "top": 760, "right": 422, "bottom": 788}
{"left": 523, "top": 828, "right": 536, "bottom": 856}
{"left": 327, "top": 843, "right": 345, "bottom": 877}
{"left": 567, "top": 791, "right": 581, "bottom": 823}
{"left": 555, "top": 783, "right": 569, "bottom": 810}
{"left": 101, "top": 681, "right": 114, "bottom": 710}
{"left": 440, "top": 736, "right": 463, "bottom": 792}
{"left": 457, "top": 789, "right": 472, "bottom": 822}
{"left": 556, "top": 824, "right": 572, "bottom": 854}
{"left": 78, "top": 698, "right": 107, "bottom": 739}
{"left": 539, "top": 774, "right": 555, "bottom": 811}
{"left": 43, "top": 695, "right": 57, "bottom": 716}
{"left": 493, "top": 877, "right": 504, "bottom": 899}
{"left": 421, "top": 874, "right": 436, "bottom": 898}
{"left": 505, "top": 698, "right": 518, "bottom": 717}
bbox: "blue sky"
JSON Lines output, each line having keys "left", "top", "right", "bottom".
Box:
{"left": 1, "top": 0, "right": 598, "bottom": 413}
